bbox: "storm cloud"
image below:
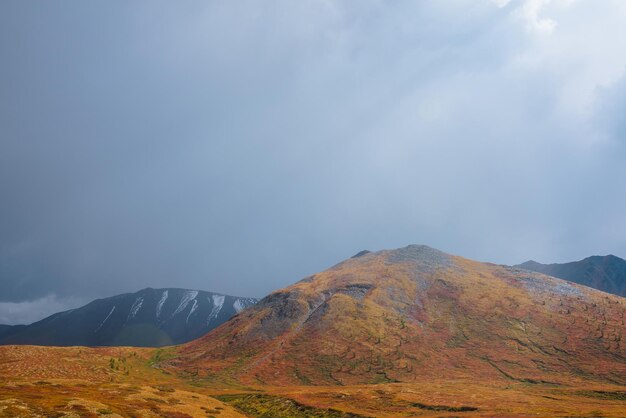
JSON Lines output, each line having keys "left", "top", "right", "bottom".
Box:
{"left": 2, "top": 0, "right": 626, "bottom": 324}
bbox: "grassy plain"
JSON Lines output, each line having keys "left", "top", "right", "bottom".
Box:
{"left": 2, "top": 345, "right": 626, "bottom": 417}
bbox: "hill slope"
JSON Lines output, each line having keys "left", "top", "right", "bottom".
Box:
{"left": 0, "top": 324, "right": 24, "bottom": 340}
{"left": 517, "top": 255, "right": 626, "bottom": 297}
{"left": 0, "top": 288, "right": 257, "bottom": 347}
{"left": 171, "top": 245, "right": 626, "bottom": 386}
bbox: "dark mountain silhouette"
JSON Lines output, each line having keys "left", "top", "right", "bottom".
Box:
{"left": 517, "top": 255, "right": 626, "bottom": 297}
{"left": 0, "top": 288, "right": 257, "bottom": 347}
{"left": 0, "top": 324, "right": 25, "bottom": 340}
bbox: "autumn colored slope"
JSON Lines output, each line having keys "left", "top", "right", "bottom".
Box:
{"left": 171, "top": 245, "right": 626, "bottom": 387}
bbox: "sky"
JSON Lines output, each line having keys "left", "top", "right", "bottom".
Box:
{"left": 2, "top": 0, "right": 626, "bottom": 324}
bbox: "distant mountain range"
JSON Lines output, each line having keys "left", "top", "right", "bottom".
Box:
{"left": 2, "top": 252, "right": 624, "bottom": 352}
{"left": 0, "top": 288, "right": 258, "bottom": 347}
{"left": 516, "top": 255, "right": 626, "bottom": 298}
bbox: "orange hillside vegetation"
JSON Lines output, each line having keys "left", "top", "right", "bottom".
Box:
{"left": 171, "top": 245, "right": 626, "bottom": 387}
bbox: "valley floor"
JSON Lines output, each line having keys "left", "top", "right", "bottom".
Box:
{"left": 1, "top": 345, "right": 625, "bottom": 417}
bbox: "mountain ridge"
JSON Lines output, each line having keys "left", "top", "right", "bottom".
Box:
{"left": 516, "top": 254, "right": 626, "bottom": 297}
{"left": 0, "top": 287, "right": 258, "bottom": 347}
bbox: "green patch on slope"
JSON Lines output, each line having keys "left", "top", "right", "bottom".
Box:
{"left": 411, "top": 402, "right": 478, "bottom": 412}
{"left": 214, "top": 393, "right": 366, "bottom": 417}
{"left": 576, "top": 390, "right": 626, "bottom": 401}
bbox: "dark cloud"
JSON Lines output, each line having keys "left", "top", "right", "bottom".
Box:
{"left": 0, "top": 295, "right": 88, "bottom": 325}
{"left": 2, "top": 1, "right": 626, "bottom": 323}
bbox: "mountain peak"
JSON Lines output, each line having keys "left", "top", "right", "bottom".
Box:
{"left": 351, "top": 250, "right": 371, "bottom": 258}
{"left": 387, "top": 244, "right": 451, "bottom": 260}
{"left": 582, "top": 254, "right": 624, "bottom": 263}
{"left": 380, "top": 244, "right": 456, "bottom": 275}
{"left": 518, "top": 259, "right": 542, "bottom": 267}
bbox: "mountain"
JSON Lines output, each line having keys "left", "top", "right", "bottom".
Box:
{"left": 0, "top": 288, "right": 258, "bottom": 347}
{"left": 169, "top": 245, "right": 626, "bottom": 387}
{"left": 0, "top": 324, "right": 25, "bottom": 340}
{"left": 517, "top": 255, "right": 626, "bottom": 297}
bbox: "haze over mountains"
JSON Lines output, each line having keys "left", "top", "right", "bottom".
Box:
{"left": 170, "top": 245, "right": 626, "bottom": 387}
{"left": 0, "top": 288, "right": 257, "bottom": 347}
{"left": 517, "top": 255, "right": 626, "bottom": 298}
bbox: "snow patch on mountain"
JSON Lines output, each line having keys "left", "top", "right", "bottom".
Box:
{"left": 127, "top": 297, "right": 143, "bottom": 323}
{"left": 186, "top": 299, "right": 198, "bottom": 323}
{"left": 156, "top": 290, "right": 168, "bottom": 318}
{"left": 233, "top": 299, "right": 245, "bottom": 313}
{"left": 95, "top": 306, "right": 115, "bottom": 333}
{"left": 173, "top": 290, "right": 198, "bottom": 317}
{"left": 207, "top": 294, "right": 225, "bottom": 324}
{"left": 233, "top": 298, "right": 256, "bottom": 313}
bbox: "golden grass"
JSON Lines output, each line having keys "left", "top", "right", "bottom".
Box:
{"left": 1, "top": 345, "right": 626, "bottom": 416}
{"left": 2, "top": 346, "right": 626, "bottom": 418}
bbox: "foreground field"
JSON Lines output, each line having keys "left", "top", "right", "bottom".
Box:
{"left": 1, "top": 345, "right": 626, "bottom": 417}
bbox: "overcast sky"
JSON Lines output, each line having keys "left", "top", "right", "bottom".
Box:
{"left": 2, "top": 0, "right": 626, "bottom": 324}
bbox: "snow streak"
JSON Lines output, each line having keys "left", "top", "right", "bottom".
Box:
{"left": 95, "top": 306, "right": 115, "bottom": 333}
{"left": 172, "top": 290, "right": 198, "bottom": 317}
{"left": 233, "top": 299, "right": 245, "bottom": 313}
{"left": 186, "top": 299, "right": 199, "bottom": 323}
{"left": 156, "top": 290, "right": 169, "bottom": 318}
{"left": 126, "top": 297, "right": 143, "bottom": 323}
{"left": 207, "top": 294, "right": 225, "bottom": 324}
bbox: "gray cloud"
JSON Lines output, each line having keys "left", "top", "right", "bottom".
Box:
{"left": 2, "top": 0, "right": 626, "bottom": 322}
{"left": 0, "top": 295, "right": 87, "bottom": 325}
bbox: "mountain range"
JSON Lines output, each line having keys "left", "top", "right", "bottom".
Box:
{"left": 2, "top": 251, "right": 625, "bottom": 354}
{"left": 0, "top": 288, "right": 258, "bottom": 347}
{"left": 2, "top": 245, "right": 626, "bottom": 416}
{"left": 517, "top": 255, "right": 626, "bottom": 297}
